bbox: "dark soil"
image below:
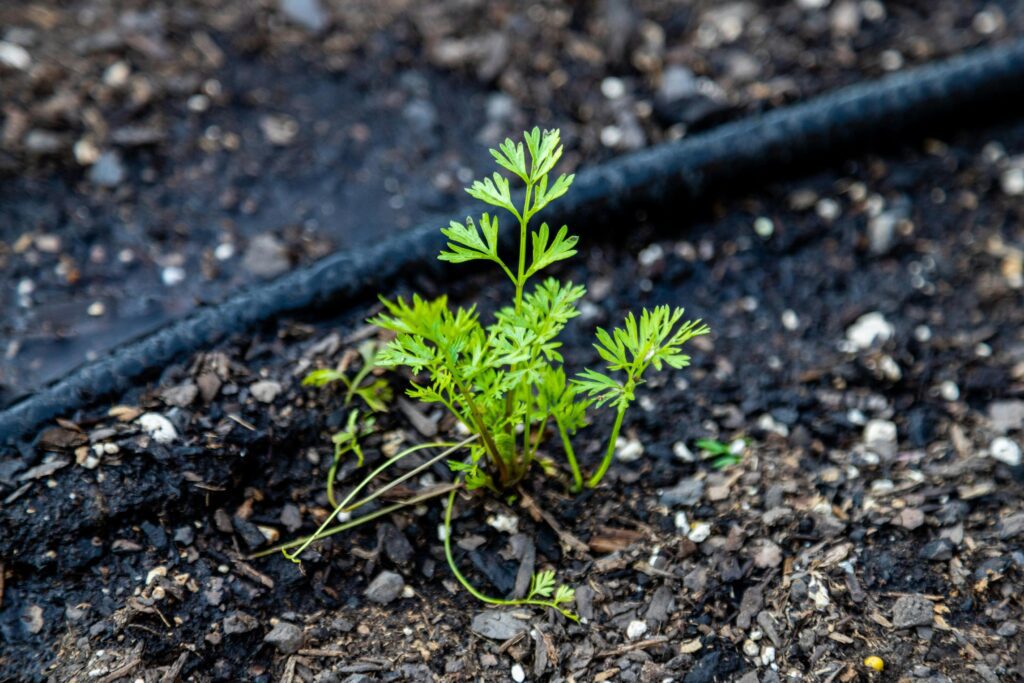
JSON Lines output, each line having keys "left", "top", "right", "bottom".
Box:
{"left": 2, "top": 114, "right": 1023, "bottom": 681}
{"left": 2, "top": 0, "right": 1022, "bottom": 398}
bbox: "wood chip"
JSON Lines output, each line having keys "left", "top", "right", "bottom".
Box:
{"left": 17, "top": 458, "right": 70, "bottom": 481}
{"left": 96, "top": 657, "right": 141, "bottom": 683}
{"left": 679, "top": 638, "right": 702, "bottom": 654}
{"left": 109, "top": 405, "right": 142, "bottom": 421}
{"left": 518, "top": 490, "right": 589, "bottom": 556}
{"left": 232, "top": 559, "right": 274, "bottom": 588}
{"left": 159, "top": 651, "right": 188, "bottom": 683}
{"left": 588, "top": 526, "right": 645, "bottom": 554}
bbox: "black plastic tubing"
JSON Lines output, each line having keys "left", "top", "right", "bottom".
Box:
{"left": 3, "top": 38, "right": 1024, "bottom": 448}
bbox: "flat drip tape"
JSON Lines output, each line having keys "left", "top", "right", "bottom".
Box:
{"left": 3, "top": 38, "right": 1024, "bottom": 448}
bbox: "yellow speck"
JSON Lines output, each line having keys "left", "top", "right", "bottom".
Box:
{"left": 864, "top": 656, "right": 884, "bottom": 672}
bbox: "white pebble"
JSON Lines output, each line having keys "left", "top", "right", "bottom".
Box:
{"left": 616, "top": 436, "right": 644, "bottom": 462}
{"left": 674, "top": 511, "right": 689, "bottom": 530}
{"left": 990, "top": 437, "right": 1022, "bottom": 467}
{"left": 486, "top": 513, "right": 519, "bottom": 535}
{"left": 757, "top": 414, "right": 789, "bottom": 437}
{"left": 781, "top": 309, "right": 799, "bottom": 331}
{"left": 864, "top": 419, "right": 897, "bottom": 457}
{"left": 1001, "top": 168, "right": 1024, "bottom": 196}
{"left": 845, "top": 312, "right": 894, "bottom": 350}
{"left": 638, "top": 243, "right": 664, "bottom": 267}
{"left": 626, "top": 619, "right": 648, "bottom": 640}
{"left": 688, "top": 521, "right": 712, "bottom": 543}
{"left": 816, "top": 197, "right": 840, "bottom": 221}
{"left": 137, "top": 413, "right": 177, "bottom": 444}
{"left": 939, "top": 381, "right": 960, "bottom": 402}
{"left": 214, "top": 242, "right": 235, "bottom": 261}
{"left": 511, "top": 664, "right": 526, "bottom": 683}
{"left": 161, "top": 266, "right": 186, "bottom": 286}
{"left": 673, "top": 441, "right": 696, "bottom": 462}
{"left": 601, "top": 77, "right": 626, "bottom": 99}
{"left": 753, "top": 217, "right": 774, "bottom": 238}
{"left": 0, "top": 41, "right": 31, "bottom": 70}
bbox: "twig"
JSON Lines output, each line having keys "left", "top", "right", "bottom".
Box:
{"left": 519, "top": 490, "right": 590, "bottom": 556}
{"left": 159, "top": 651, "right": 189, "bottom": 683}
{"left": 297, "top": 648, "right": 348, "bottom": 657}
{"left": 597, "top": 636, "right": 670, "bottom": 658}
{"left": 96, "top": 657, "right": 141, "bottom": 683}
{"left": 281, "top": 656, "right": 298, "bottom": 683}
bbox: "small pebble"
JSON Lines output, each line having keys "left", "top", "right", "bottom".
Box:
{"left": 688, "top": 521, "right": 711, "bottom": 543}
{"left": 510, "top": 664, "right": 526, "bottom": 683}
{"left": 990, "top": 437, "right": 1022, "bottom": 467}
{"left": 845, "top": 312, "right": 894, "bottom": 350}
{"left": 137, "top": 413, "right": 178, "bottom": 444}
{"left": 1001, "top": 168, "right": 1024, "bottom": 196}
{"left": 626, "top": 619, "right": 648, "bottom": 640}
{"left": 616, "top": 436, "right": 644, "bottom": 462}
{"left": 161, "top": 266, "right": 186, "bottom": 286}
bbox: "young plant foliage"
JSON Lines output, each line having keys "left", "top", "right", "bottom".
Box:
{"left": 277, "top": 128, "right": 708, "bottom": 620}
{"left": 374, "top": 127, "right": 709, "bottom": 495}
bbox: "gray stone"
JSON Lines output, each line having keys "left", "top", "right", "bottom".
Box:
{"left": 892, "top": 595, "right": 933, "bottom": 629}
{"left": 919, "top": 539, "right": 955, "bottom": 561}
{"left": 223, "top": 611, "right": 258, "bottom": 634}
{"left": 250, "top": 380, "right": 283, "bottom": 404}
{"left": 264, "top": 620, "right": 304, "bottom": 653}
{"left": 645, "top": 585, "right": 675, "bottom": 624}
{"left": 279, "top": 0, "right": 327, "bottom": 32}
{"left": 364, "top": 571, "right": 405, "bottom": 605}
{"left": 988, "top": 400, "right": 1024, "bottom": 433}
{"left": 762, "top": 506, "right": 793, "bottom": 526}
{"left": 470, "top": 609, "right": 528, "bottom": 640}
{"left": 243, "top": 234, "right": 290, "bottom": 279}
{"left": 999, "top": 512, "right": 1024, "bottom": 540}
{"left": 659, "top": 478, "right": 704, "bottom": 507}
{"left": 657, "top": 66, "right": 698, "bottom": 103}
{"left": 162, "top": 382, "right": 198, "bottom": 408}
{"left": 88, "top": 151, "right": 125, "bottom": 187}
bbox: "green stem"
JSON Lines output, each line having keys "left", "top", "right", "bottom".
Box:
{"left": 283, "top": 437, "right": 474, "bottom": 562}
{"left": 514, "top": 181, "right": 533, "bottom": 313}
{"left": 455, "top": 381, "right": 508, "bottom": 485}
{"left": 442, "top": 485, "right": 578, "bottom": 621}
{"left": 327, "top": 457, "right": 341, "bottom": 509}
{"left": 251, "top": 484, "right": 458, "bottom": 559}
{"left": 585, "top": 403, "right": 627, "bottom": 489}
{"left": 555, "top": 415, "right": 583, "bottom": 493}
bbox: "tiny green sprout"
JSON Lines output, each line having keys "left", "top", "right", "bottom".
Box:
{"left": 302, "top": 340, "right": 392, "bottom": 412}
{"left": 696, "top": 437, "right": 746, "bottom": 470}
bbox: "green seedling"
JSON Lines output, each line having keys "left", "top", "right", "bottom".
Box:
{"left": 302, "top": 340, "right": 392, "bottom": 412}
{"left": 696, "top": 437, "right": 746, "bottom": 469}
{"left": 266, "top": 128, "right": 708, "bottom": 619}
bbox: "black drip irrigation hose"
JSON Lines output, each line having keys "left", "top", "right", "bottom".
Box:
{"left": 3, "top": 38, "right": 1024, "bottom": 449}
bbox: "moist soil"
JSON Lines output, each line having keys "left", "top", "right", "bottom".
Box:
{"left": 2, "top": 0, "right": 1022, "bottom": 399}
{"left": 1, "top": 115, "right": 1024, "bottom": 681}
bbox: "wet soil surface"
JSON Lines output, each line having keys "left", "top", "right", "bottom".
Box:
{"left": 2, "top": 0, "right": 1022, "bottom": 399}
{"left": 2, "top": 116, "right": 1023, "bottom": 681}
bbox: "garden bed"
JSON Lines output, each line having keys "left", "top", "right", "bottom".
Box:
{"left": 2, "top": 0, "right": 1021, "bottom": 398}
{"left": 2, "top": 116, "right": 1023, "bottom": 681}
